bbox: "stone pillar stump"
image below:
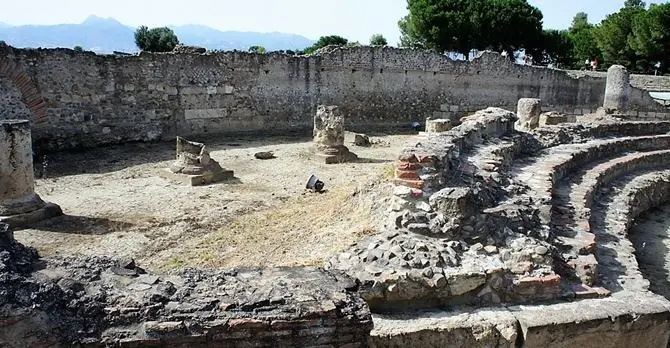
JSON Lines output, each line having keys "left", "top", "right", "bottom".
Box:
{"left": 313, "top": 105, "right": 358, "bottom": 164}
{"left": 0, "top": 120, "right": 62, "bottom": 227}
{"left": 515, "top": 98, "right": 542, "bottom": 131}
{"left": 159, "top": 136, "right": 234, "bottom": 186}
{"left": 604, "top": 65, "right": 630, "bottom": 114}
{"left": 425, "top": 119, "right": 452, "bottom": 133}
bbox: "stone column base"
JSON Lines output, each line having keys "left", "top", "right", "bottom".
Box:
{"left": 315, "top": 145, "right": 358, "bottom": 164}
{"left": 159, "top": 168, "right": 235, "bottom": 186}
{"left": 0, "top": 202, "right": 62, "bottom": 228}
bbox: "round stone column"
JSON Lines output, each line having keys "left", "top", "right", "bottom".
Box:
{"left": 515, "top": 98, "right": 541, "bottom": 131}
{"left": 604, "top": 65, "right": 630, "bottom": 114}
{"left": 0, "top": 119, "right": 61, "bottom": 225}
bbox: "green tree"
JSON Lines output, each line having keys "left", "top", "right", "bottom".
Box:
{"left": 398, "top": 15, "right": 425, "bottom": 48}
{"left": 370, "top": 34, "right": 388, "bottom": 46}
{"left": 303, "top": 35, "right": 349, "bottom": 54}
{"left": 483, "top": 0, "right": 544, "bottom": 59}
{"left": 402, "top": 0, "right": 487, "bottom": 58}
{"left": 528, "top": 29, "right": 573, "bottom": 67}
{"left": 134, "top": 26, "right": 180, "bottom": 52}
{"left": 568, "top": 12, "right": 602, "bottom": 69}
{"left": 73, "top": 45, "right": 83, "bottom": 52}
{"left": 400, "top": 0, "right": 543, "bottom": 59}
{"left": 594, "top": 2, "right": 646, "bottom": 69}
{"left": 630, "top": 3, "right": 670, "bottom": 73}
{"left": 248, "top": 45, "right": 267, "bottom": 53}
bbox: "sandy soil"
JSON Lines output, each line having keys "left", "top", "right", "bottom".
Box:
{"left": 630, "top": 204, "right": 670, "bottom": 300}
{"left": 14, "top": 133, "right": 413, "bottom": 273}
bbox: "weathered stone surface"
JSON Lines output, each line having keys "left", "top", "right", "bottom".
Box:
{"left": 313, "top": 105, "right": 358, "bottom": 164}
{"left": 425, "top": 119, "right": 452, "bottom": 133}
{"left": 0, "top": 45, "right": 665, "bottom": 153}
{"left": 160, "top": 136, "right": 234, "bottom": 185}
{"left": 254, "top": 151, "right": 276, "bottom": 159}
{"left": 604, "top": 64, "right": 630, "bottom": 114}
{"left": 539, "top": 111, "right": 575, "bottom": 126}
{"left": 515, "top": 98, "right": 541, "bottom": 131}
{"left": 513, "top": 292, "right": 670, "bottom": 348}
{"left": 0, "top": 221, "right": 373, "bottom": 347}
{"left": 0, "top": 120, "right": 62, "bottom": 227}
{"left": 370, "top": 309, "right": 519, "bottom": 348}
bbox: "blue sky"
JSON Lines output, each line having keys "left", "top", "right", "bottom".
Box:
{"left": 1, "top": 0, "right": 667, "bottom": 44}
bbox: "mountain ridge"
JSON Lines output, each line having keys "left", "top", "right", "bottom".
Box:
{"left": 0, "top": 16, "right": 315, "bottom": 53}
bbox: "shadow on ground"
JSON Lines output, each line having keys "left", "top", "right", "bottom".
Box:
{"left": 23, "top": 214, "right": 136, "bottom": 235}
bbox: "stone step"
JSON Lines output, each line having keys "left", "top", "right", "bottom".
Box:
{"left": 551, "top": 150, "right": 670, "bottom": 284}
{"left": 588, "top": 170, "right": 670, "bottom": 293}
{"left": 494, "top": 135, "right": 670, "bottom": 228}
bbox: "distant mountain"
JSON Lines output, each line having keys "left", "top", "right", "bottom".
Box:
{"left": 0, "top": 15, "right": 315, "bottom": 53}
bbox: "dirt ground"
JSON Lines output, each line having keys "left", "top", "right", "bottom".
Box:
{"left": 630, "top": 204, "right": 670, "bottom": 300}
{"left": 15, "top": 133, "right": 413, "bottom": 273}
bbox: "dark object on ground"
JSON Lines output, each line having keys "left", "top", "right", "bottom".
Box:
{"left": 306, "top": 174, "right": 325, "bottom": 192}
{"left": 354, "top": 134, "right": 371, "bottom": 147}
{"left": 254, "top": 151, "right": 276, "bottom": 159}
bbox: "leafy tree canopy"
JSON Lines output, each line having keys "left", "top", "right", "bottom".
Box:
{"left": 567, "top": 12, "right": 601, "bottom": 68}
{"left": 629, "top": 2, "right": 670, "bottom": 72}
{"left": 400, "top": 0, "right": 542, "bottom": 59}
{"left": 370, "top": 34, "right": 388, "bottom": 46}
{"left": 303, "top": 35, "right": 349, "bottom": 54}
{"left": 134, "top": 26, "right": 179, "bottom": 52}
{"left": 528, "top": 29, "right": 573, "bottom": 67}
{"left": 248, "top": 45, "right": 267, "bottom": 54}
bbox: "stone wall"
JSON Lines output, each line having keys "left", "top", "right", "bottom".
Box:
{"left": 0, "top": 44, "right": 667, "bottom": 151}
{"left": 567, "top": 70, "right": 670, "bottom": 92}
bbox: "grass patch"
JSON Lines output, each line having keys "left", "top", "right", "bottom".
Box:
{"left": 174, "top": 185, "right": 378, "bottom": 269}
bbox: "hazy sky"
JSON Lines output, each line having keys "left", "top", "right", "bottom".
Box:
{"left": 1, "top": 0, "right": 667, "bottom": 44}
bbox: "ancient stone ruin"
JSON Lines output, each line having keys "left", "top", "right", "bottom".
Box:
{"left": 425, "top": 118, "right": 452, "bottom": 133}
{"left": 160, "top": 136, "right": 234, "bottom": 186}
{"left": 4, "top": 45, "right": 670, "bottom": 347}
{"left": 515, "top": 98, "right": 542, "bottom": 131}
{"left": 313, "top": 105, "right": 358, "bottom": 164}
{"left": 0, "top": 119, "right": 61, "bottom": 226}
{"left": 604, "top": 64, "right": 631, "bottom": 114}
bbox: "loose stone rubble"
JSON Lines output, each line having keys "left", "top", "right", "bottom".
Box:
{"left": 538, "top": 111, "right": 576, "bottom": 126}
{"left": 160, "top": 136, "right": 234, "bottom": 186}
{"left": 313, "top": 105, "right": 358, "bottom": 164}
{"left": 0, "top": 119, "right": 62, "bottom": 227}
{"left": 0, "top": 223, "right": 373, "bottom": 347}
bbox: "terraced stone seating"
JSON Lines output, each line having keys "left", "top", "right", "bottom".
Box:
{"left": 329, "top": 106, "right": 670, "bottom": 346}
{"left": 8, "top": 105, "right": 670, "bottom": 347}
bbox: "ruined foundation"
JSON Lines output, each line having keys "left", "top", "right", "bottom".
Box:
{"left": 4, "top": 45, "right": 670, "bottom": 347}
{"left": 604, "top": 64, "right": 630, "bottom": 114}
{"left": 515, "top": 98, "right": 542, "bottom": 131}
{"left": 313, "top": 105, "right": 358, "bottom": 164}
{"left": 425, "top": 118, "right": 452, "bottom": 133}
{"left": 0, "top": 120, "right": 61, "bottom": 227}
{"left": 539, "top": 111, "right": 576, "bottom": 126}
{"left": 160, "top": 136, "right": 234, "bottom": 186}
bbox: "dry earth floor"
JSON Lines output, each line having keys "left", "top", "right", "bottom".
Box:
{"left": 15, "top": 133, "right": 413, "bottom": 272}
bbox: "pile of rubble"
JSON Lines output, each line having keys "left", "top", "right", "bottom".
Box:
{"left": 0, "top": 221, "right": 372, "bottom": 346}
